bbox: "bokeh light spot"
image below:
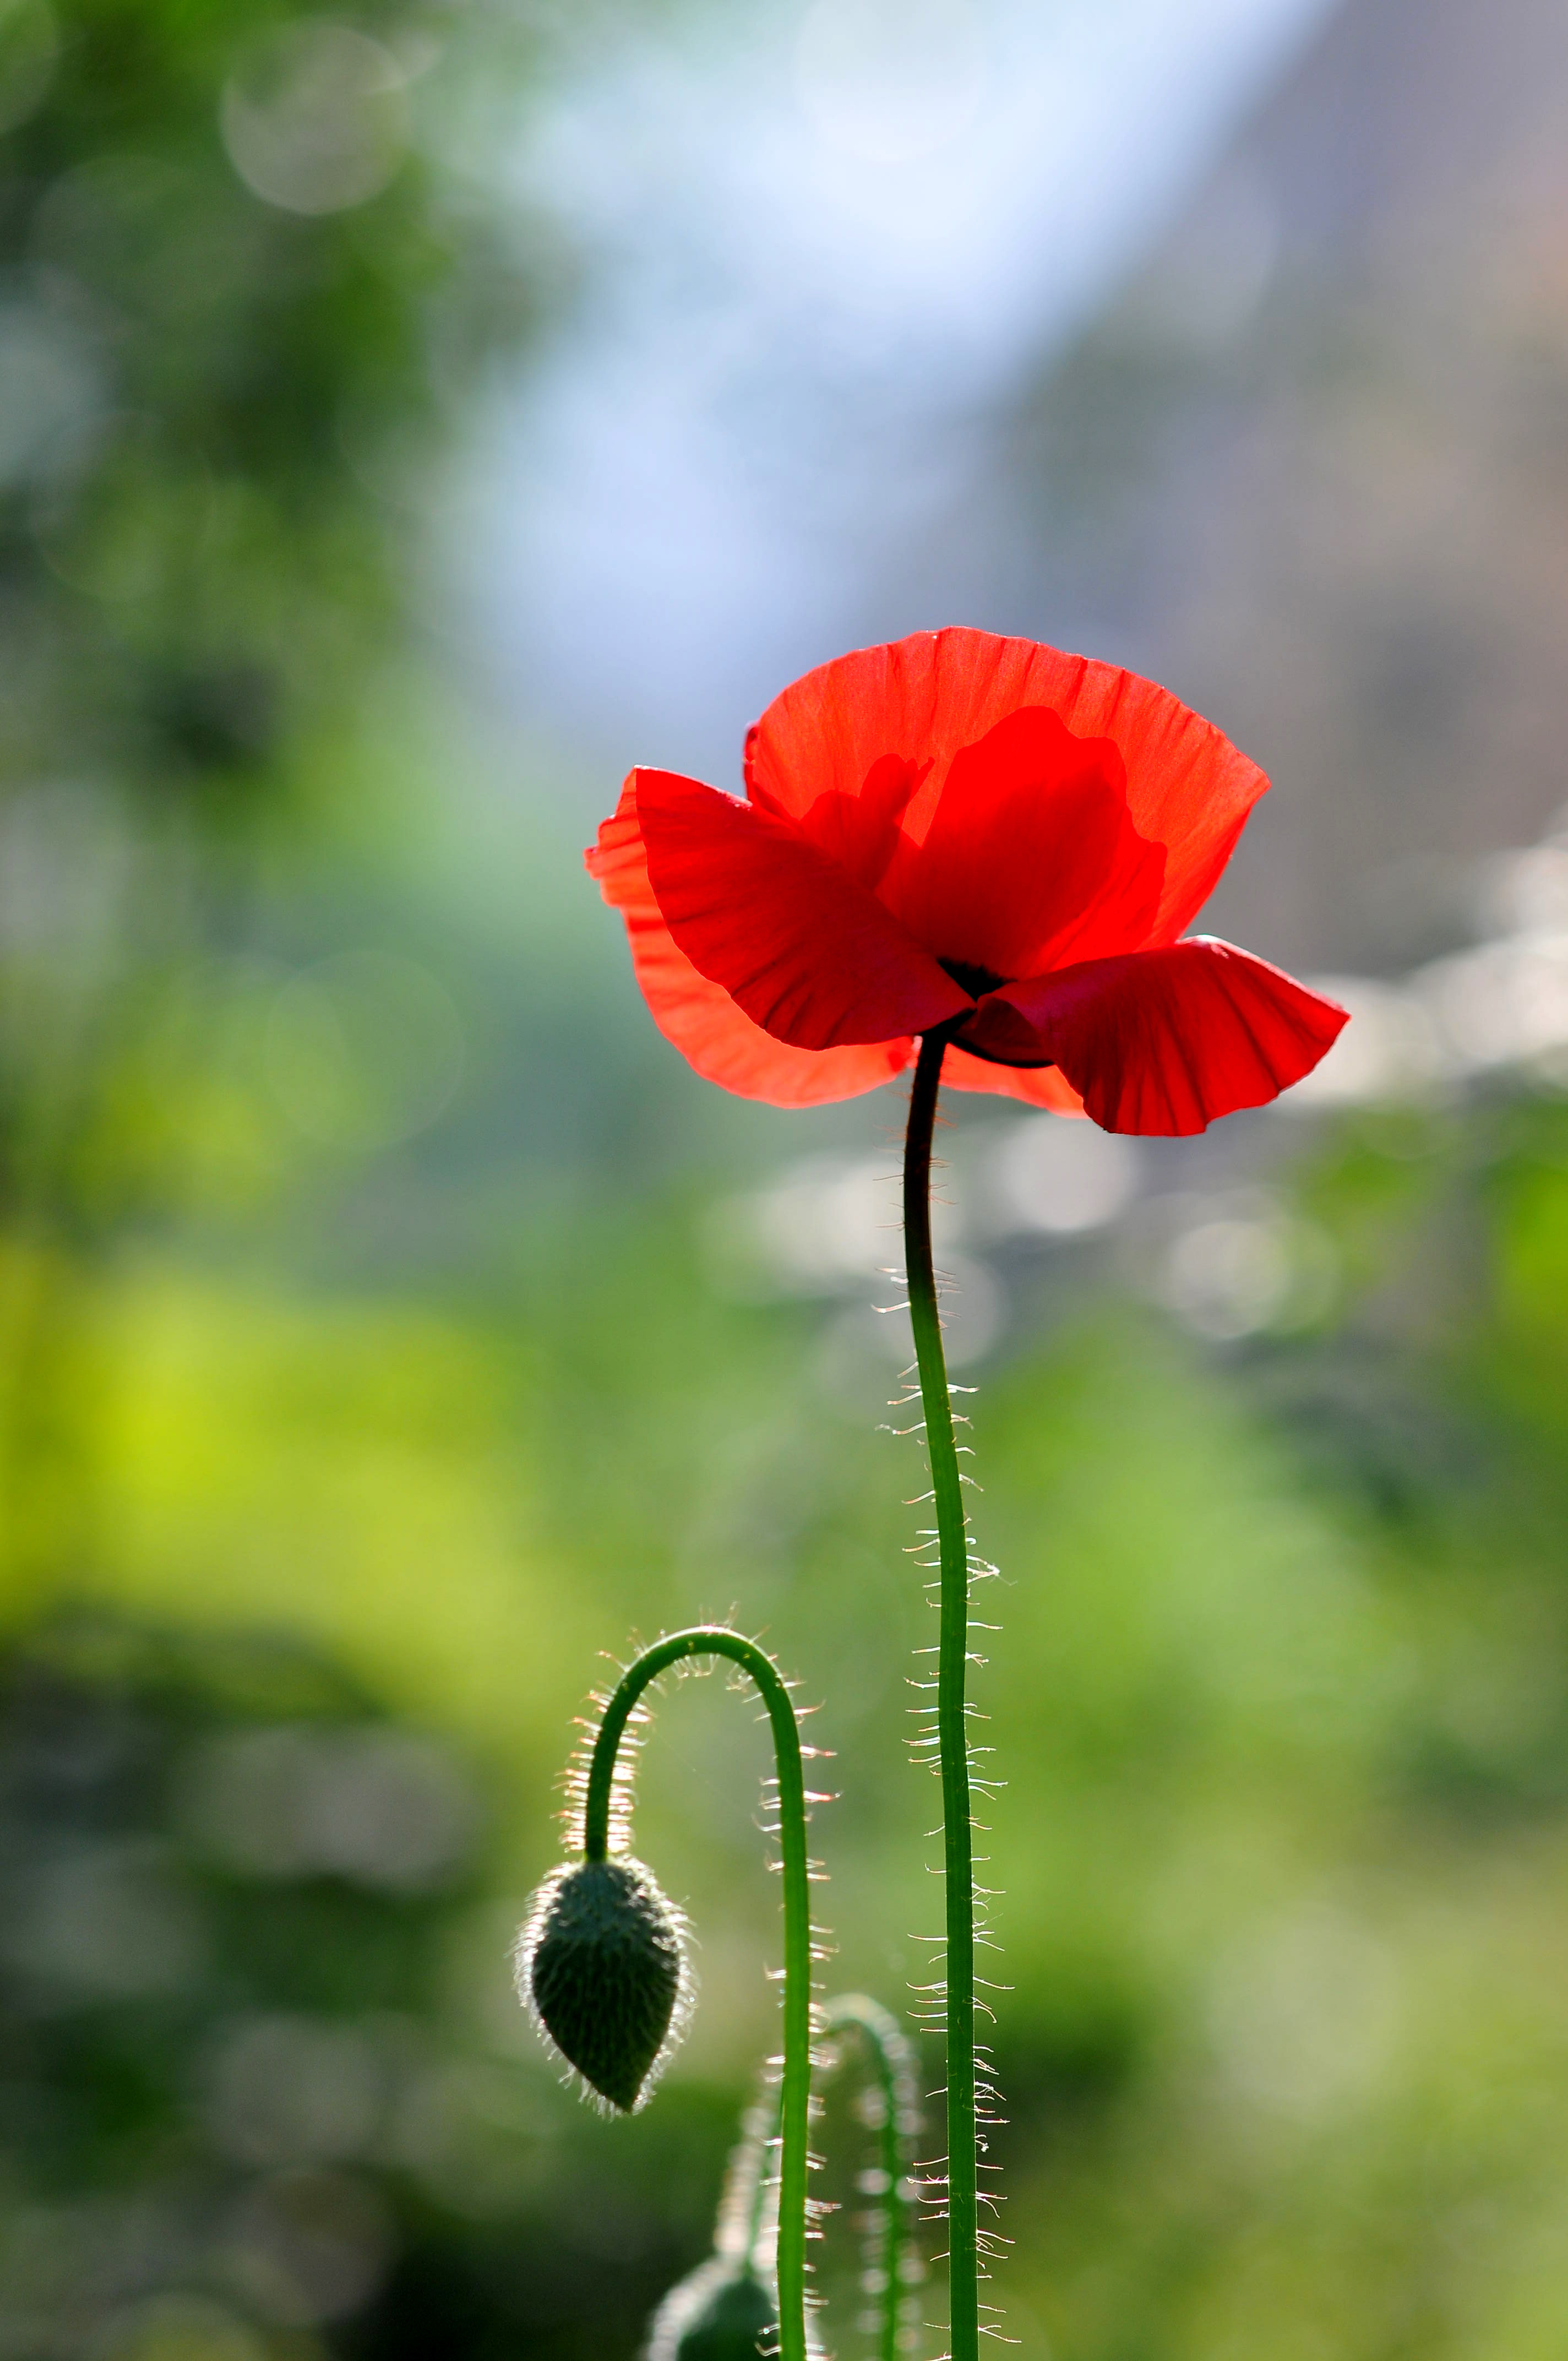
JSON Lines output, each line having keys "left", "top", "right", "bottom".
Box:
{"left": 220, "top": 23, "right": 408, "bottom": 218}
{"left": 1157, "top": 1197, "right": 1338, "bottom": 1342}
{"left": 988, "top": 1113, "right": 1139, "bottom": 1236}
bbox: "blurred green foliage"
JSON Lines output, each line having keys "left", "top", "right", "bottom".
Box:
{"left": 0, "top": 0, "right": 540, "bottom": 798}
{"left": 11, "top": 1080, "right": 1568, "bottom": 2358}
{"left": 6, "top": 5, "right": 1568, "bottom": 2360}
{"left": 0, "top": 1612, "right": 738, "bottom": 2358}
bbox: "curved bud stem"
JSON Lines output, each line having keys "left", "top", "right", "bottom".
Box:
{"left": 905, "top": 1030, "right": 982, "bottom": 2361}
{"left": 585, "top": 1627, "right": 814, "bottom": 2361}
{"left": 821, "top": 1994, "right": 919, "bottom": 2361}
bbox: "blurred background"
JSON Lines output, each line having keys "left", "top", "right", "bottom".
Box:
{"left": 4, "top": 1, "right": 1568, "bottom": 2355}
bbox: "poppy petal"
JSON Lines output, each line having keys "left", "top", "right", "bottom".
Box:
{"left": 940, "top": 1043, "right": 1087, "bottom": 1113}
{"left": 744, "top": 628, "right": 1266, "bottom": 950}
{"left": 876, "top": 705, "right": 1166, "bottom": 976}
{"left": 587, "top": 781, "right": 913, "bottom": 1106}
{"left": 634, "top": 768, "right": 971, "bottom": 1050}
{"left": 990, "top": 939, "right": 1348, "bottom": 1135}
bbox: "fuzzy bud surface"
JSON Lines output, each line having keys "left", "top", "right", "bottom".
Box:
{"left": 519, "top": 1857, "right": 684, "bottom": 2113}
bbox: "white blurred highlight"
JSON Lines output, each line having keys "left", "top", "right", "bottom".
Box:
{"left": 707, "top": 1151, "right": 919, "bottom": 1297}
{"left": 794, "top": 0, "right": 985, "bottom": 165}
{"left": 221, "top": 23, "right": 407, "bottom": 217}
{"left": 710, "top": 1113, "right": 1137, "bottom": 1306}
{"left": 983, "top": 1113, "right": 1139, "bottom": 1236}
{"left": 1156, "top": 1194, "right": 1337, "bottom": 1341}
{"left": 1288, "top": 818, "right": 1568, "bottom": 1110}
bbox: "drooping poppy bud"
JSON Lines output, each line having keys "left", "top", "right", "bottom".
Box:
{"left": 645, "top": 2258, "right": 777, "bottom": 2361}
{"left": 516, "top": 1858, "right": 688, "bottom": 2113}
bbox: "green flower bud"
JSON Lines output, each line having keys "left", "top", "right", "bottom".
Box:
{"left": 645, "top": 2259, "right": 777, "bottom": 2361}
{"left": 516, "top": 1857, "right": 688, "bottom": 2113}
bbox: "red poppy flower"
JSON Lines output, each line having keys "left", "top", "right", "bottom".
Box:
{"left": 586, "top": 628, "right": 1347, "bottom": 1134}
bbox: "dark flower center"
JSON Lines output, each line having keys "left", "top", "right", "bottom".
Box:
{"left": 935, "top": 956, "right": 1053, "bottom": 1069}
{"left": 939, "top": 958, "right": 1006, "bottom": 1000}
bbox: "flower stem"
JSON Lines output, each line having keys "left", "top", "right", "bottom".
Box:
{"left": 584, "top": 1627, "right": 814, "bottom": 2361}
{"left": 903, "top": 1029, "right": 980, "bottom": 2361}
{"left": 822, "top": 1993, "right": 917, "bottom": 2361}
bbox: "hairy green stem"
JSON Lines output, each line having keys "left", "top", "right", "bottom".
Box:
{"left": 584, "top": 1628, "right": 814, "bottom": 2361}
{"left": 904, "top": 1030, "right": 980, "bottom": 2361}
{"left": 823, "top": 1994, "right": 914, "bottom": 2361}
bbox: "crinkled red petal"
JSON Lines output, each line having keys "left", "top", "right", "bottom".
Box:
{"left": 987, "top": 938, "right": 1348, "bottom": 1135}
{"left": 586, "top": 779, "right": 913, "bottom": 1106}
{"left": 875, "top": 705, "right": 1166, "bottom": 975}
{"left": 744, "top": 628, "right": 1266, "bottom": 951}
{"left": 633, "top": 767, "right": 970, "bottom": 1051}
